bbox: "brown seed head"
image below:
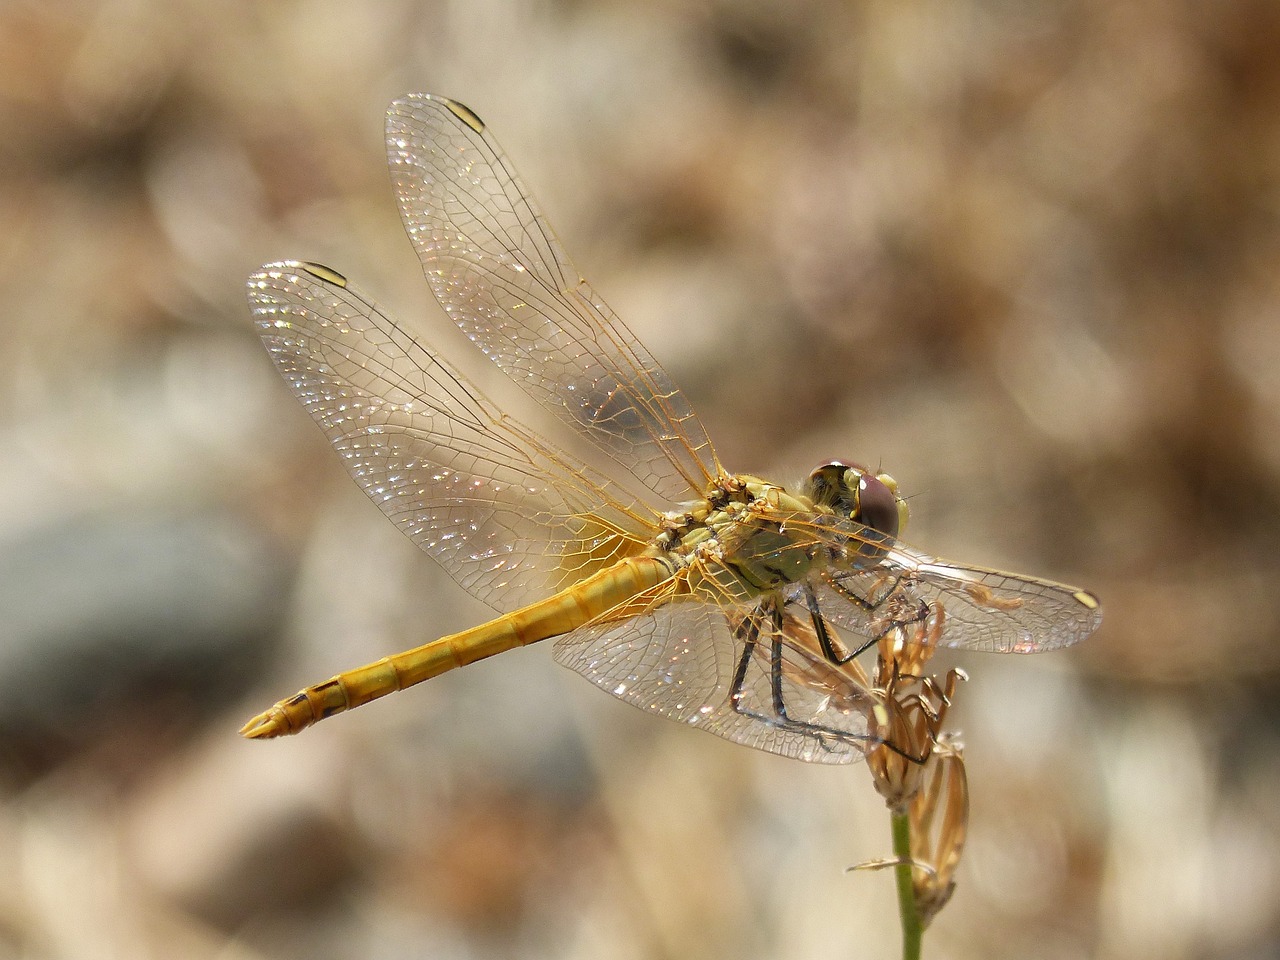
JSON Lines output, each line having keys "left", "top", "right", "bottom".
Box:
{"left": 908, "top": 743, "right": 969, "bottom": 927}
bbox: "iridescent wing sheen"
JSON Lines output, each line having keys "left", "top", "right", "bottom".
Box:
{"left": 798, "top": 524, "right": 1103, "bottom": 654}
{"left": 249, "top": 94, "right": 1101, "bottom": 762}
{"left": 553, "top": 593, "right": 879, "bottom": 765}
{"left": 248, "top": 261, "right": 656, "bottom": 614}
{"left": 386, "top": 94, "right": 721, "bottom": 507}
{"left": 550, "top": 505, "right": 1096, "bottom": 761}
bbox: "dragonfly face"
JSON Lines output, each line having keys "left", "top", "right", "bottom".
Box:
{"left": 242, "top": 94, "right": 1102, "bottom": 762}
{"left": 803, "top": 461, "right": 909, "bottom": 540}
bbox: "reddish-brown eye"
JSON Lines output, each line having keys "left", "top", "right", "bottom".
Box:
{"left": 856, "top": 473, "right": 900, "bottom": 538}
{"left": 806, "top": 460, "right": 904, "bottom": 538}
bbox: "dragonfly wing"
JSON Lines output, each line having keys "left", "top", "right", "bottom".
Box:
{"left": 386, "top": 94, "right": 721, "bottom": 506}
{"left": 249, "top": 261, "right": 654, "bottom": 613}
{"left": 810, "top": 533, "right": 1103, "bottom": 654}
{"left": 553, "top": 596, "right": 876, "bottom": 764}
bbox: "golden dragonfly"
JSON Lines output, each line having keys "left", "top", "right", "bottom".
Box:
{"left": 243, "top": 94, "right": 1101, "bottom": 763}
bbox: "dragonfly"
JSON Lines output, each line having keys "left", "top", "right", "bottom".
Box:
{"left": 242, "top": 94, "right": 1102, "bottom": 764}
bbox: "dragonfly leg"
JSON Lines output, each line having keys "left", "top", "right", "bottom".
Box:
{"left": 768, "top": 626, "right": 787, "bottom": 717}
{"left": 728, "top": 611, "right": 762, "bottom": 713}
{"left": 818, "top": 578, "right": 931, "bottom": 659}
{"left": 765, "top": 605, "right": 875, "bottom": 755}
{"left": 727, "top": 609, "right": 796, "bottom": 731}
{"left": 804, "top": 584, "right": 857, "bottom": 664}
{"left": 727, "top": 603, "right": 876, "bottom": 756}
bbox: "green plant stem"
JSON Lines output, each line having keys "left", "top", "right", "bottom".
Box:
{"left": 891, "top": 808, "right": 923, "bottom": 960}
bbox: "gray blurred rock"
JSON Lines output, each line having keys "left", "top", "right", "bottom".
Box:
{"left": 0, "top": 505, "right": 290, "bottom": 741}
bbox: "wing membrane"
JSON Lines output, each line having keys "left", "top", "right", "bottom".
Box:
{"left": 554, "top": 591, "right": 878, "bottom": 764}
{"left": 808, "top": 531, "right": 1102, "bottom": 654}
{"left": 248, "top": 261, "right": 655, "bottom": 612}
{"left": 386, "top": 93, "right": 721, "bottom": 506}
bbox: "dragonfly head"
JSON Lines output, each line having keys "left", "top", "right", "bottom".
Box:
{"left": 804, "top": 460, "right": 908, "bottom": 539}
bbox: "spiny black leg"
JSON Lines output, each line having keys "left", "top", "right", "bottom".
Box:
{"left": 801, "top": 582, "right": 879, "bottom": 661}
{"left": 823, "top": 575, "right": 931, "bottom": 655}
{"left": 763, "top": 603, "right": 832, "bottom": 751}
{"left": 804, "top": 584, "right": 856, "bottom": 665}
{"left": 825, "top": 570, "right": 903, "bottom": 611}
{"left": 726, "top": 601, "right": 889, "bottom": 758}
{"left": 728, "top": 611, "right": 761, "bottom": 712}
{"left": 769, "top": 605, "right": 787, "bottom": 717}
{"left": 765, "top": 605, "right": 876, "bottom": 756}
{"left": 728, "top": 606, "right": 827, "bottom": 743}
{"left": 729, "top": 604, "right": 827, "bottom": 736}
{"left": 879, "top": 736, "right": 931, "bottom": 765}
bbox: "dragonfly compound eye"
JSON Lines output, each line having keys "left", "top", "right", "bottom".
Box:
{"left": 855, "top": 472, "right": 902, "bottom": 539}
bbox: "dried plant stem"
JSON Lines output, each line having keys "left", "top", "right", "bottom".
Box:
{"left": 891, "top": 808, "right": 923, "bottom": 960}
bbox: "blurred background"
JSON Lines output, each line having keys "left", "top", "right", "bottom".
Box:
{"left": 2, "top": 0, "right": 1278, "bottom": 958}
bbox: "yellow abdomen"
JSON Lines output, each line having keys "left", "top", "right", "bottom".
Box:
{"left": 241, "top": 555, "right": 673, "bottom": 738}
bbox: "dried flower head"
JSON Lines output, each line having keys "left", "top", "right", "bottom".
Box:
{"left": 877, "top": 599, "right": 946, "bottom": 683}
{"left": 865, "top": 603, "right": 961, "bottom": 809}
{"left": 856, "top": 601, "right": 971, "bottom": 931}
{"left": 907, "top": 741, "right": 969, "bottom": 927}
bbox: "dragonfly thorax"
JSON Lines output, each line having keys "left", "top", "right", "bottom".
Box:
{"left": 656, "top": 474, "right": 832, "bottom": 598}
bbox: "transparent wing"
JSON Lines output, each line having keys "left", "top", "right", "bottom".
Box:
{"left": 554, "top": 591, "right": 878, "bottom": 765}
{"left": 802, "top": 525, "right": 1103, "bottom": 654}
{"left": 248, "top": 261, "right": 658, "bottom": 613}
{"left": 386, "top": 93, "right": 721, "bottom": 506}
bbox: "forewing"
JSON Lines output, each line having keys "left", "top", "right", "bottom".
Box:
{"left": 386, "top": 94, "right": 721, "bottom": 506}
{"left": 248, "top": 261, "right": 654, "bottom": 612}
{"left": 553, "top": 595, "right": 876, "bottom": 764}
{"left": 808, "top": 528, "right": 1102, "bottom": 654}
